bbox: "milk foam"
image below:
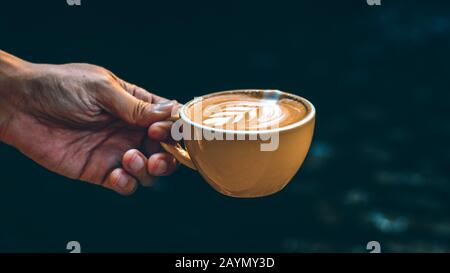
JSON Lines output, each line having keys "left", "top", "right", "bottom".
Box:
{"left": 187, "top": 94, "right": 307, "bottom": 131}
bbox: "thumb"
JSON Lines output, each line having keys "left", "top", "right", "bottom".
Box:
{"left": 98, "top": 87, "right": 176, "bottom": 127}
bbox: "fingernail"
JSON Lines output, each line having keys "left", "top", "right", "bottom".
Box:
{"left": 115, "top": 171, "right": 129, "bottom": 188}
{"left": 154, "top": 101, "right": 175, "bottom": 112}
{"left": 129, "top": 154, "right": 144, "bottom": 172}
{"left": 154, "top": 160, "right": 168, "bottom": 175}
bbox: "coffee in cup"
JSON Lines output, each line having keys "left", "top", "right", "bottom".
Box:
{"left": 161, "top": 89, "right": 315, "bottom": 198}
{"left": 186, "top": 92, "right": 308, "bottom": 131}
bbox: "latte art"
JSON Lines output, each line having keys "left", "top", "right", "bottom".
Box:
{"left": 187, "top": 93, "right": 307, "bottom": 131}
{"left": 202, "top": 101, "right": 285, "bottom": 130}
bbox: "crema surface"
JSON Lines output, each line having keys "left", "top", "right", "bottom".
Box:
{"left": 186, "top": 93, "right": 307, "bottom": 131}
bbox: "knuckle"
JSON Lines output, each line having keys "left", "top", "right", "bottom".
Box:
{"left": 126, "top": 83, "right": 138, "bottom": 95}
{"left": 85, "top": 73, "right": 116, "bottom": 101}
{"left": 96, "top": 72, "right": 115, "bottom": 89}
{"left": 131, "top": 100, "right": 150, "bottom": 125}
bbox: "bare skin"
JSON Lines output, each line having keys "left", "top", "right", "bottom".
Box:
{"left": 0, "top": 50, "right": 179, "bottom": 195}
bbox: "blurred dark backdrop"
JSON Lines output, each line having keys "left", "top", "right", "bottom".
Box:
{"left": 0, "top": 0, "right": 449, "bottom": 252}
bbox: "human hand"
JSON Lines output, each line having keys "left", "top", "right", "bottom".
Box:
{"left": 0, "top": 51, "right": 179, "bottom": 195}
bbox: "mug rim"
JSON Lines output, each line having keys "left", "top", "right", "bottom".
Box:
{"left": 180, "top": 89, "right": 316, "bottom": 134}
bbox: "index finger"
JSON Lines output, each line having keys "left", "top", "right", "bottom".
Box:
{"left": 120, "top": 79, "right": 169, "bottom": 104}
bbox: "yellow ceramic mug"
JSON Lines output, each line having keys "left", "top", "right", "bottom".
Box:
{"left": 161, "top": 89, "right": 315, "bottom": 198}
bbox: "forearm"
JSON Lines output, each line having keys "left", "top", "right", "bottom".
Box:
{"left": 0, "top": 50, "right": 32, "bottom": 141}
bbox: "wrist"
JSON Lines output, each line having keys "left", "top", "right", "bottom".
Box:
{"left": 0, "top": 50, "right": 35, "bottom": 142}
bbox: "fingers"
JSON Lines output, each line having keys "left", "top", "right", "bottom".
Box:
{"left": 100, "top": 149, "right": 178, "bottom": 196}
{"left": 122, "top": 149, "right": 156, "bottom": 187}
{"left": 100, "top": 150, "right": 177, "bottom": 195}
{"left": 97, "top": 86, "right": 177, "bottom": 127}
{"left": 120, "top": 80, "right": 184, "bottom": 117}
{"left": 148, "top": 121, "right": 173, "bottom": 141}
{"left": 121, "top": 149, "right": 177, "bottom": 188}
{"left": 147, "top": 153, "right": 178, "bottom": 176}
{"left": 120, "top": 80, "right": 174, "bottom": 105}
{"left": 119, "top": 80, "right": 157, "bottom": 103}
{"left": 142, "top": 137, "right": 163, "bottom": 156}
{"left": 103, "top": 168, "right": 138, "bottom": 196}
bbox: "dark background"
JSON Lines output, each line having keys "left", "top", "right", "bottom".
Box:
{"left": 0, "top": 0, "right": 449, "bottom": 252}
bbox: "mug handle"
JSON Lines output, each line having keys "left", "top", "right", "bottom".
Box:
{"left": 159, "top": 112, "right": 197, "bottom": 170}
